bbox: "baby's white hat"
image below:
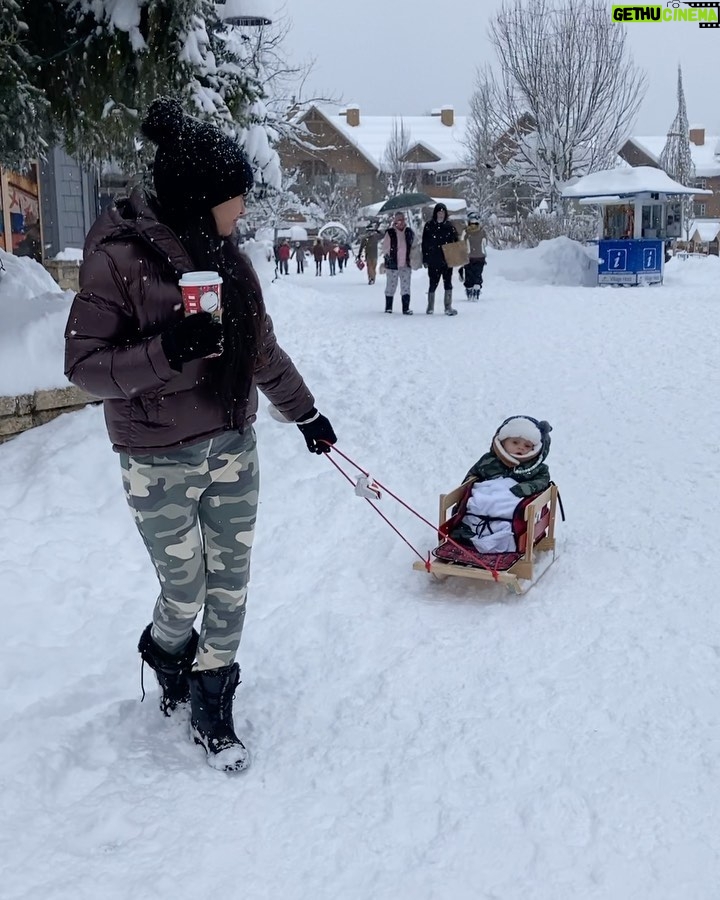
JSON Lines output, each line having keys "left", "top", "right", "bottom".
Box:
{"left": 496, "top": 417, "right": 542, "bottom": 448}
{"left": 493, "top": 415, "right": 552, "bottom": 471}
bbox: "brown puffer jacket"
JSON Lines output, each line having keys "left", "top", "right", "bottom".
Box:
{"left": 64, "top": 189, "right": 314, "bottom": 454}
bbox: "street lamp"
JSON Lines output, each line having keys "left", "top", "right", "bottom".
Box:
{"left": 216, "top": 0, "right": 273, "bottom": 25}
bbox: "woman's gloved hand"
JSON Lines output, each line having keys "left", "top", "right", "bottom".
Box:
{"left": 161, "top": 312, "right": 223, "bottom": 370}
{"left": 296, "top": 408, "right": 337, "bottom": 454}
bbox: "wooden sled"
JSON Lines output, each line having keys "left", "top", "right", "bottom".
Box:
{"left": 413, "top": 482, "right": 559, "bottom": 594}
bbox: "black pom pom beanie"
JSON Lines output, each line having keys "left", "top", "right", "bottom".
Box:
{"left": 141, "top": 97, "right": 254, "bottom": 218}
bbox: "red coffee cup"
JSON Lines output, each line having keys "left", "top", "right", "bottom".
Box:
{"left": 178, "top": 271, "right": 223, "bottom": 319}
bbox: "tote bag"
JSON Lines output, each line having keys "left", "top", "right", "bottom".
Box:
{"left": 442, "top": 240, "right": 470, "bottom": 268}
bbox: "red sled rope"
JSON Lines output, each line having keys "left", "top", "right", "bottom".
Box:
{"left": 322, "top": 443, "right": 502, "bottom": 581}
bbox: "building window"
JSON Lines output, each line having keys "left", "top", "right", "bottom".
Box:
{"left": 434, "top": 172, "right": 456, "bottom": 186}
{"left": 0, "top": 164, "right": 42, "bottom": 261}
{"left": 299, "top": 160, "right": 329, "bottom": 184}
{"left": 694, "top": 177, "right": 707, "bottom": 190}
{"left": 694, "top": 203, "right": 707, "bottom": 217}
{"left": 335, "top": 173, "right": 358, "bottom": 188}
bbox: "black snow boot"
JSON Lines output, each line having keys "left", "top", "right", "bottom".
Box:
{"left": 401, "top": 294, "right": 413, "bottom": 315}
{"left": 138, "top": 624, "right": 199, "bottom": 716}
{"left": 385, "top": 296, "right": 393, "bottom": 313}
{"left": 189, "top": 663, "right": 250, "bottom": 772}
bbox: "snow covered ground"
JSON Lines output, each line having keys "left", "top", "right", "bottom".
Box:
{"left": 2, "top": 245, "right": 720, "bottom": 899}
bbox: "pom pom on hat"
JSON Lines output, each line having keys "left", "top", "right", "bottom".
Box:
{"left": 140, "top": 98, "right": 185, "bottom": 144}
{"left": 140, "top": 96, "right": 255, "bottom": 219}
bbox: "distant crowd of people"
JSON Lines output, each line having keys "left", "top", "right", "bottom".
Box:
{"left": 273, "top": 238, "right": 353, "bottom": 278}
{"left": 270, "top": 207, "right": 488, "bottom": 318}
{"left": 355, "top": 206, "right": 488, "bottom": 316}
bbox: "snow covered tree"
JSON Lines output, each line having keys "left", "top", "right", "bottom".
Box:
{"left": 22, "top": 0, "right": 276, "bottom": 178}
{"left": 382, "top": 118, "right": 413, "bottom": 195}
{"left": 488, "top": 0, "right": 646, "bottom": 209}
{"left": 0, "top": 0, "right": 50, "bottom": 167}
{"left": 458, "top": 70, "right": 505, "bottom": 218}
{"left": 305, "top": 174, "right": 363, "bottom": 234}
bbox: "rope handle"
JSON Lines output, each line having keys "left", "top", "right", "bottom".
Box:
{"left": 321, "top": 442, "right": 501, "bottom": 580}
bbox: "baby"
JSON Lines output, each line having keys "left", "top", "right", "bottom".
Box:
{"left": 453, "top": 416, "right": 552, "bottom": 553}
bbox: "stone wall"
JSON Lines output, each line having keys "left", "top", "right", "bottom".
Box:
{"left": 0, "top": 386, "right": 99, "bottom": 443}
{"left": 44, "top": 259, "right": 81, "bottom": 292}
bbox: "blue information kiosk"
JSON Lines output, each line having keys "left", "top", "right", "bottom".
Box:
{"left": 562, "top": 166, "right": 710, "bottom": 286}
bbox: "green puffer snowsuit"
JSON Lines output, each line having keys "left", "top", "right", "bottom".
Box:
{"left": 462, "top": 453, "right": 550, "bottom": 498}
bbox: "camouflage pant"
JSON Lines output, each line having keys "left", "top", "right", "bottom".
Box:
{"left": 384, "top": 266, "right": 412, "bottom": 297}
{"left": 119, "top": 428, "right": 259, "bottom": 671}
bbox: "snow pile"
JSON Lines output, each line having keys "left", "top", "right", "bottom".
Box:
{"left": 491, "top": 236, "right": 599, "bottom": 287}
{"left": 240, "top": 237, "right": 275, "bottom": 285}
{"left": 53, "top": 248, "right": 84, "bottom": 261}
{"left": 0, "top": 250, "right": 73, "bottom": 395}
{"left": 0, "top": 248, "right": 63, "bottom": 299}
{"left": 664, "top": 253, "right": 720, "bottom": 287}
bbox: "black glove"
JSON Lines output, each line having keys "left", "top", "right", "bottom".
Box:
{"left": 296, "top": 408, "right": 337, "bottom": 454}
{"left": 161, "top": 312, "right": 223, "bottom": 371}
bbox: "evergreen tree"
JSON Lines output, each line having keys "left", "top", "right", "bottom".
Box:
{"left": 0, "top": 0, "right": 50, "bottom": 167}
{"left": 23, "top": 0, "right": 266, "bottom": 171}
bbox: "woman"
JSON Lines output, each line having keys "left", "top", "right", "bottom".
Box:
{"left": 379, "top": 211, "right": 415, "bottom": 314}
{"left": 312, "top": 238, "right": 325, "bottom": 275}
{"left": 64, "top": 98, "right": 337, "bottom": 773}
{"left": 421, "top": 202, "right": 459, "bottom": 315}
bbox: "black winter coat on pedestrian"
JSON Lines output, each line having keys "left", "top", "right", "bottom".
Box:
{"left": 421, "top": 204, "right": 458, "bottom": 268}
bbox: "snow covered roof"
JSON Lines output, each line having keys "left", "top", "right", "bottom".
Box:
{"left": 688, "top": 219, "right": 720, "bottom": 242}
{"left": 314, "top": 106, "right": 468, "bottom": 173}
{"left": 562, "top": 166, "right": 713, "bottom": 199}
{"left": 630, "top": 135, "right": 720, "bottom": 178}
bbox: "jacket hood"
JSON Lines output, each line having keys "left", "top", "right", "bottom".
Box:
{"left": 83, "top": 188, "right": 194, "bottom": 276}
{"left": 431, "top": 203, "right": 449, "bottom": 222}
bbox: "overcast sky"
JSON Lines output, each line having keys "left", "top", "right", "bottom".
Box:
{"left": 276, "top": 0, "right": 719, "bottom": 136}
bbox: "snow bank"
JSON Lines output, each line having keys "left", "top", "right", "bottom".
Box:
{"left": 664, "top": 253, "right": 720, "bottom": 287}
{"left": 491, "top": 236, "right": 600, "bottom": 287}
{"left": 53, "top": 248, "right": 84, "bottom": 261}
{"left": 0, "top": 250, "right": 73, "bottom": 395}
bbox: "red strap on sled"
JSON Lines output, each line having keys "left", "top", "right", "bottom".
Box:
{"left": 321, "top": 443, "right": 501, "bottom": 580}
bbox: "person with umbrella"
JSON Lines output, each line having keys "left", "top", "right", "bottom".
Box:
{"left": 379, "top": 211, "right": 415, "bottom": 314}
{"left": 422, "top": 202, "right": 459, "bottom": 316}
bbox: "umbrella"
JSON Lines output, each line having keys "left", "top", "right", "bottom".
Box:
{"left": 378, "top": 192, "right": 436, "bottom": 213}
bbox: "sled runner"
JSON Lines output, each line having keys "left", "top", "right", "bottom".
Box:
{"left": 412, "top": 481, "right": 560, "bottom": 593}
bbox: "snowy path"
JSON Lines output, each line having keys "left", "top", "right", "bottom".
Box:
{"left": 1, "top": 253, "right": 719, "bottom": 899}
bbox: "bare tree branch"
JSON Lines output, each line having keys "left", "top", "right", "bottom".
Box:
{"left": 488, "top": 0, "right": 646, "bottom": 208}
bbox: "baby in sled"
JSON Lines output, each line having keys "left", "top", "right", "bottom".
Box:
{"left": 451, "top": 416, "right": 552, "bottom": 554}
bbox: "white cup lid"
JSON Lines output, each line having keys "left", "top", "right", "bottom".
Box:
{"left": 179, "top": 271, "right": 223, "bottom": 286}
